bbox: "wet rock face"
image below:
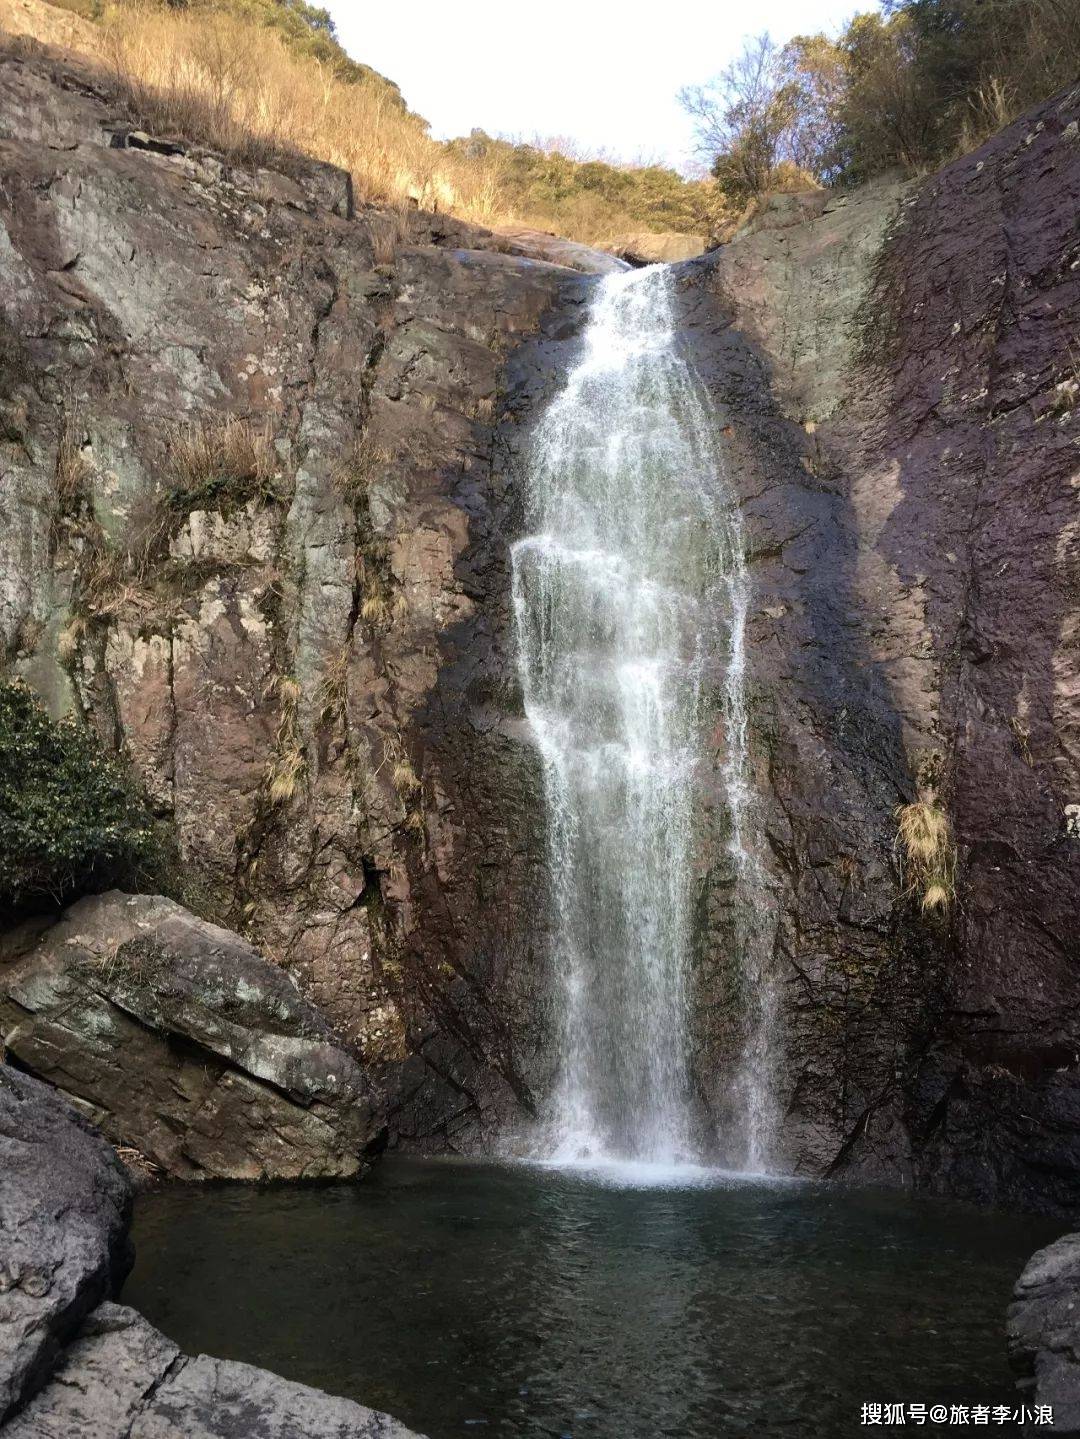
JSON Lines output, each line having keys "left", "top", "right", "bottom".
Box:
{"left": 0, "top": 892, "right": 383, "bottom": 1179}
{"left": 0, "top": 44, "right": 586, "bottom": 1151}
{"left": 676, "top": 85, "right": 1080, "bottom": 1210}
{"left": 2, "top": 30, "right": 1079, "bottom": 1211}
{"left": 0, "top": 1064, "right": 132, "bottom": 1422}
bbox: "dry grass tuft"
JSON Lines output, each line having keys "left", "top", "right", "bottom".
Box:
{"left": 352, "top": 512, "right": 401, "bottom": 633}
{"left": 74, "top": 531, "right": 157, "bottom": 620}
{"left": 316, "top": 644, "right": 349, "bottom": 727}
{"left": 895, "top": 798, "right": 955, "bottom": 916}
{"left": 166, "top": 416, "right": 277, "bottom": 513}
{"left": 377, "top": 732, "right": 422, "bottom": 807}
{"left": 392, "top": 758, "right": 421, "bottom": 796}
{"left": 267, "top": 745, "right": 304, "bottom": 805}
{"left": 52, "top": 406, "right": 93, "bottom": 547}
{"left": 920, "top": 882, "right": 951, "bottom": 914}
{"left": 359, "top": 592, "right": 390, "bottom": 626}
{"left": 266, "top": 673, "right": 305, "bottom": 806}
{"left": 333, "top": 432, "right": 387, "bottom": 506}
{"left": 469, "top": 394, "right": 496, "bottom": 423}
{"left": 895, "top": 800, "right": 949, "bottom": 867}
{"left": 369, "top": 211, "right": 411, "bottom": 266}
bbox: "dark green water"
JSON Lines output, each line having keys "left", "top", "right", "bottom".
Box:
{"left": 124, "top": 1159, "right": 1059, "bottom": 1439}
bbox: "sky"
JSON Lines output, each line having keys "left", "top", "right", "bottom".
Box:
{"left": 326, "top": 0, "right": 864, "bottom": 174}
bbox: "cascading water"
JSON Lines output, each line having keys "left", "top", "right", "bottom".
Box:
{"left": 511, "top": 263, "right": 775, "bottom": 1169}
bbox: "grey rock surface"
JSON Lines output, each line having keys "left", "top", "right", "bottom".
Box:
{"left": 1009, "top": 1234, "right": 1080, "bottom": 1434}
{"left": 0, "top": 1058, "right": 424, "bottom": 1437}
{"left": 490, "top": 225, "right": 629, "bottom": 273}
{"left": 0, "top": 1064, "right": 132, "bottom": 1423}
{"left": 673, "top": 83, "right": 1080, "bottom": 1210}
{"left": 0, "top": 893, "right": 384, "bottom": 1179}
{"left": 4, "top": 1303, "right": 423, "bottom": 1439}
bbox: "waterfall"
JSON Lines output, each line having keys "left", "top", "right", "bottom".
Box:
{"left": 511, "top": 264, "right": 771, "bottom": 1169}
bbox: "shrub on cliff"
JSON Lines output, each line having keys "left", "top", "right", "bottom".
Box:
{"left": 0, "top": 679, "right": 158, "bottom": 908}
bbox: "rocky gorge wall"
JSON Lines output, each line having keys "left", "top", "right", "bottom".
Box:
{"left": 1, "top": 18, "right": 1079, "bottom": 1217}
{"left": 0, "top": 29, "right": 599, "bottom": 1151}
{"left": 677, "top": 87, "right": 1080, "bottom": 1212}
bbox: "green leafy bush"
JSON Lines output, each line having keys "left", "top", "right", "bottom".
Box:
{"left": 0, "top": 678, "right": 158, "bottom": 907}
{"left": 686, "top": 0, "right": 1080, "bottom": 197}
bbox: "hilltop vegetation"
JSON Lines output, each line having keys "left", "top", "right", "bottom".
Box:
{"left": 683, "top": 0, "right": 1080, "bottom": 203}
{"left": 27, "top": 0, "right": 1080, "bottom": 248}
{"left": 39, "top": 0, "right": 720, "bottom": 245}
{"left": 446, "top": 131, "right": 720, "bottom": 244}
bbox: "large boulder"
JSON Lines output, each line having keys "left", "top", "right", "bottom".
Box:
{"left": 0, "top": 1065, "right": 133, "bottom": 1423}
{"left": 1008, "top": 1234, "right": 1080, "bottom": 1434}
{"left": 0, "top": 1058, "right": 424, "bottom": 1437}
{"left": 490, "top": 225, "right": 629, "bottom": 273}
{"left": 0, "top": 893, "right": 385, "bottom": 1180}
{"left": 4, "top": 1303, "right": 421, "bottom": 1439}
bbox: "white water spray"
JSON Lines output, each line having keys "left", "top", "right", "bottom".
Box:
{"left": 511, "top": 264, "right": 775, "bottom": 1169}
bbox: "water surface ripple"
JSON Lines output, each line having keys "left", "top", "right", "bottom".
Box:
{"left": 125, "top": 1160, "right": 1057, "bottom": 1438}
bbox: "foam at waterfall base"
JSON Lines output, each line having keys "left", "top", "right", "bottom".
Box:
{"left": 524, "top": 1153, "right": 798, "bottom": 1191}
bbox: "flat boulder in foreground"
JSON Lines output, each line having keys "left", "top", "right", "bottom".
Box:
{"left": 4, "top": 1303, "right": 421, "bottom": 1439}
{"left": 0, "top": 892, "right": 385, "bottom": 1180}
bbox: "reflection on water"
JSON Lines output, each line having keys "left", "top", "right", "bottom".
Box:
{"left": 124, "top": 1159, "right": 1059, "bottom": 1439}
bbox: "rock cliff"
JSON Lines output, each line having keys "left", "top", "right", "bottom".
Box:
{"left": 676, "top": 87, "right": 1080, "bottom": 1211}
{"left": 0, "top": 33, "right": 582, "bottom": 1149}
{"left": 1, "top": 22, "right": 1078, "bottom": 1213}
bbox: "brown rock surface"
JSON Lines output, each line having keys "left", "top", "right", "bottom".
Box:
{"left": 675, "top": 84, "right": 1080, "bottom": 1211}
{"left": 0, "top": 39, "right": 581, "bottom": 1150}
{"left": 0, "top": 892, "right": 384, "bottom": 1179}
{"left": 1, "top": 21, "right": 1079, "bottom": 1215}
